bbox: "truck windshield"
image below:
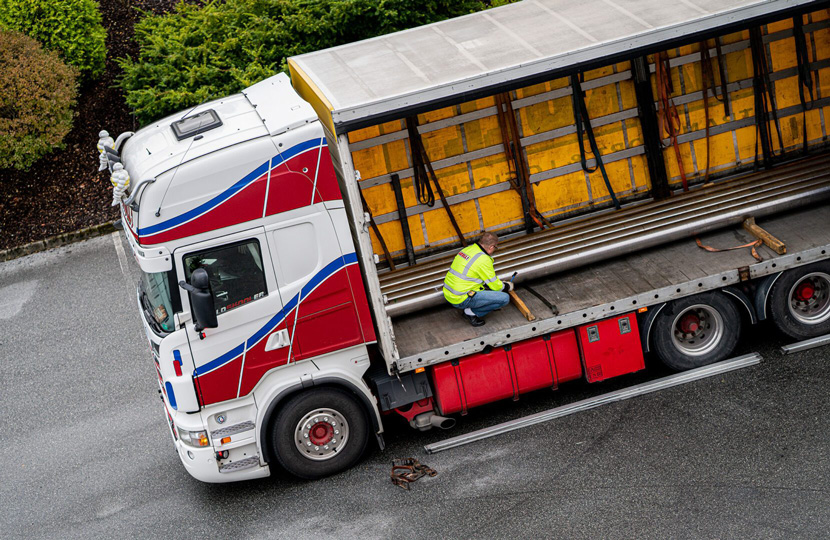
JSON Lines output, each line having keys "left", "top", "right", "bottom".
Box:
{"left": 139, "top": 270, "right": 177, "bottom": 334}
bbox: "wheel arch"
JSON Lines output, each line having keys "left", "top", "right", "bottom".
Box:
{"left": 753, "top": 271, "right": 784, "bottom": 321}
{"left": 722, "top": 286, "right": 757, "bottom": 325}
{"left": 259, "top": 378, "right": 384, "bottom": 466}
{"left": 639, "top": 302, "right": 667, "bottom": 354}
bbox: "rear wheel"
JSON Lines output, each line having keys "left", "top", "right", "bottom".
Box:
{"left": 768, "top": 261, "right": 830, "bottom": 340}
{"left": 269, "top": 387, "right": 369, "bottom": 480}
{"left": 652, "top": 292, "right": 741, "bottom": 371}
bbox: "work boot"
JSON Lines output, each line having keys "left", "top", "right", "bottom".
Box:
{"left": 463, "top": 312, "right": 485, "bottom": 327}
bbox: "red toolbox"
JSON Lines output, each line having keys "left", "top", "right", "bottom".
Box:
{"left": 577, "top": 313, "right": 645, "bottom": 383}
{"left": 432, "top": 330, "right": 581, "bottom": 415}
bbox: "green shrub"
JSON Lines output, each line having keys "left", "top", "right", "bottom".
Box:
{"left": 0, "top": 30, "right": 78, "bottom": 171}
{"left": 119, "top": 0, "right": 513, "bottom": 124}
{"left": 0, "top": 0, "right": 107, "bottom": 80}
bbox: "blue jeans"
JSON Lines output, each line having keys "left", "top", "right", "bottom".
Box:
{"left": 453, "top": 290, "right": 510, "bottom": 318}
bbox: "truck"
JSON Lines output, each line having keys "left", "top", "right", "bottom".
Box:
{"left": 98, "top": 0, "right": 830, "bottom": 483}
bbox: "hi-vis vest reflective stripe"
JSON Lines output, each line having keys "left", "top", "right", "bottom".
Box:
{"left": 443, "top": 243, "right": 505, "bottom": 305}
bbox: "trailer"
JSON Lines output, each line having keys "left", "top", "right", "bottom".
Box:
{"left": 100, "top": 0, "right": 830, "bottom": 483}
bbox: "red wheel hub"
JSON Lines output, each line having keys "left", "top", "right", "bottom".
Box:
{"left": 795, "top": 282, "right": 816, "bottom": 302}
{"left": 309, "top": 422, "right": 334, "bottom": 445}
{"left": 679, "top": 313, "right": 701, "bottom": 333}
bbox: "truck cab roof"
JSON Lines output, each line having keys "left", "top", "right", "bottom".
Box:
{"left": 121, "top": 74, "right": 316, "bottom": 185}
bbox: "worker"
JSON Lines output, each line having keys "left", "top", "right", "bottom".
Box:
{"left": 443, "top": 231, "right": 513, "bottom": 326}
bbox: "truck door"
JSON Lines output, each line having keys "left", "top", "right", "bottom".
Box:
{"left": 262, "top": 207, "right": 366, "bottom": 362}
{"left": 176, "top": 229, "right": 290, "bottom": 405}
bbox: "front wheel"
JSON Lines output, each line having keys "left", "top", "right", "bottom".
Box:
{"left": 652, "top": 292, "right": 741, "bottom": 371}
{"left": 768, "top": 261, "right": 830, "bottom": 340}
{"left": 269, "top": 387, "right": 369, "bottom": 480}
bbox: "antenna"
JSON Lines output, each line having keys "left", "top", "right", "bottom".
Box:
{"left": 155, "top": 135, "right": 203, "bottom": 217}
{"left": 179, "top": 95, "right": 210, "bottom": 121}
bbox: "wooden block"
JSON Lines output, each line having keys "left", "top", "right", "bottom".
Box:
{"left": 508, "top": 290, "right": 536, "bottom": 322}
{"left": 743, "top": 217, "right": 787, "bottom": 255}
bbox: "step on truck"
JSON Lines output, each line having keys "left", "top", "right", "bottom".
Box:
{"left": 98, "top": 0, "right": 830, "bottom": 482}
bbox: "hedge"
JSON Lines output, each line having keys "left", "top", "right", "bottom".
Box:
{"left": 119, "top": 0, "right": 516, "bottom": 124}
{"left": 0, "top": 30, "right": 78, "bottom": 171}
{"left": 0, "top": 0, "right": 107, "bottom": 81}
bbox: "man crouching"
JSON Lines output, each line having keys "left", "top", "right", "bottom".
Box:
{"left": 442, "top": 231, "right": 513, "bottom": 326}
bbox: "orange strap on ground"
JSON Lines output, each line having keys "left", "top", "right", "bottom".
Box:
{"left": 695, "top": 237, "right": 763, "bottom": 262}
{"left": 655, "top": 52, "right": 689, "bottom": 192}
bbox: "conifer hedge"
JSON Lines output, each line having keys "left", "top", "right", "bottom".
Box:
{"left": 119, "top": 0, "right": 514, "bottom": 124}
{"left": 0, "top": 0, "right": 107, "bottom": 81}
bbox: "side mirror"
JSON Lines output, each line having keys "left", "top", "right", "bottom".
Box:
{"left": 179, "top": 268, "right": 218, "bottom": 332}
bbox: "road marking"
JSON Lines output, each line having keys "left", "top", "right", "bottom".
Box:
{"left": 112, "top": 232, "right": 134, "bottom": 295}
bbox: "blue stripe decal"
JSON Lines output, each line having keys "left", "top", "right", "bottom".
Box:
{"left": 194, "top": 253, "right": 356, "bottom": 377}
{"left": 138, "top": 138, "right": 323, "bottom": 237}
{"left": 270, "top": 138, "right": 322, "bottom": 166}
{"left": 165, "top": 382, "right": 178, "bottom": 410}
{"left": 139, "top": 161, "right": 268, "bottom": 236}
{"left": 173, "top": 349, "right": 182, "bottom": 365}
{"left": 193, "top": 343, "right": 244, "bottom": 377}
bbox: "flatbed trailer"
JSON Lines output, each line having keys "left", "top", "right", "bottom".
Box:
{"left": 102, "top": 0, "right": 830, "bottom": 483}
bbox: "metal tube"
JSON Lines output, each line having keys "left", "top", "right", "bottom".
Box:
{"left": 383, "top": 160, "right": 830, "bottom": 316}
{"left": 379, "top": 156, "right": 827, "bottom": 290}
{"left": 383, "top": 174, "right": 824, "bottom": 297}
{"left": 423, "top": 353, "right": 762, "bottom": 454}
{"left": 387, "top": 181, "right": 830, "bottom": 315}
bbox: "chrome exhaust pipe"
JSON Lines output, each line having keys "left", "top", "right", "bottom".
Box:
{"left": 430, "top": 414, "right": 456, "bottom": 430}
{"left": 410, "top": 412, "right": 456, "bottom": 431}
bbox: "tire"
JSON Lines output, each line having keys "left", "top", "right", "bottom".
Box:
{"left": 652, "top": 292, "right": 741, "bottom": 371}
{"left": 269, "top": 387, "right": 369, "bottom": 480}
{"left": 768, "top": 261, "right": 830, "bottom": 340}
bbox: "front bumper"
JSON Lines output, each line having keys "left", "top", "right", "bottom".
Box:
{"left": 164, "top": 403, "right": 270, "bottom": 483}
{"left": 175, "top": 440, "right": 270, "bottom": 483}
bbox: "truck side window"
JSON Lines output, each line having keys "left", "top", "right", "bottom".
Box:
{"left": 183, "top": 239, "right": 267, "bottom": 315}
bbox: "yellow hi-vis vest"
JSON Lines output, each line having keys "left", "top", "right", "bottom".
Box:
{"left": 443, "top": 243, "right": 505, "bottom": 305}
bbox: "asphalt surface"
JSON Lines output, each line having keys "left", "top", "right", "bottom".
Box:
{"left": 1, "top": 233, "right": 828, "bottom": 539}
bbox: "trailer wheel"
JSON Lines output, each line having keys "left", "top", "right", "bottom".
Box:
{"left": 768, "top": 261, "right": 830, "bottom": 340}
{"left": 269, "top": 387, "right": 369, "bottom": 480}
{"left": 652, "top": 292, "right": 741, "bottom": 371}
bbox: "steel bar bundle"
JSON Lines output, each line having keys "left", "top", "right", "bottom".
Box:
{"left": 380, "top": 155, "right": 830, "bottom": 318}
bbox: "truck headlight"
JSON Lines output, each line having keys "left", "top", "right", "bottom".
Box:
{"left": 178, "top": 427, "right": 210, "bottom": 447}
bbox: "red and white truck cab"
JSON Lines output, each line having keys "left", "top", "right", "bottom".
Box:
{"left": 106, "top": 75, "right": 384, "bottom": 482}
